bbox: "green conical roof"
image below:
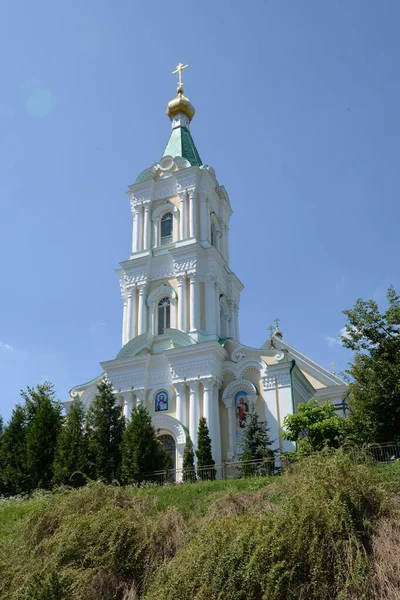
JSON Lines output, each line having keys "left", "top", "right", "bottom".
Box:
{"left": 163, "top": 126, "right": 202, "bottom": 167}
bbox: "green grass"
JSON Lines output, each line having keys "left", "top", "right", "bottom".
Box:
{"left": 130, "top": 475, "right": 275, "bottom": 519}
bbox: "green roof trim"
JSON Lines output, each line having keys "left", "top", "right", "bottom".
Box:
{"left": 163, "top": 126, "right": 202, "bottom": 166}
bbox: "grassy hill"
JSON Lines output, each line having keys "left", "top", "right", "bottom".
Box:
{"left": 0, "top": 452, "right": 399, "bottom": 600}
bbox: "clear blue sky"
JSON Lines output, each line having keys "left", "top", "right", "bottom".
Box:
{"left": 1, "top": 0, "right": 399, "bottom": 420}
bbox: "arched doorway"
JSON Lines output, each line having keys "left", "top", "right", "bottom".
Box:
{"left": 158, "top": 434, "right": 176, "bottom": 471}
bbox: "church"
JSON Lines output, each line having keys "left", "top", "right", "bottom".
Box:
{"left": 67, "top": 64, "right": 348, "bottom": 471}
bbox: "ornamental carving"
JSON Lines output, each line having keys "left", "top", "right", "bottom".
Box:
{"left": 173, "top": 259, "right": 196, "bottom": 274}
{"left": 124, "top": 272, "right": 147, "bottom": 285}
{"left": 154, "top": 182, "right": 176, "bottom": 201}
{"left": 150, "top": 267, "right": 174, "bottom": 281}
{"left": 262, "top": 373, "right": 291, "bottom": 390}
{"left": 176, "top": 176, "right": 196, "bottom": 191}
{"left": 170, "top": 359, "right": 214, "bottom": 380}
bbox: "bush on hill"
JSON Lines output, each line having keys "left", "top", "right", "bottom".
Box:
{"left": 0, "top": 452, "right": 399, "bottom": 600}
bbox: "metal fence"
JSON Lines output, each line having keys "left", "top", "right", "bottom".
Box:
{"left": 141, "top": 443, "right": 400, "bottom": 486}
{"left": 142, "top": 456, "right": 277, "bottom": 485}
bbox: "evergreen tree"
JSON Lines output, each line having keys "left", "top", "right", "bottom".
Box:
{"left": 0, "top": 404, "right": 28, "bottom": 495}
{"left": 24, "top": 382, "right": 63, "bottom": 490}
{"left": 182, "top": 436, "right": 196, "bottom": 482}
{"left": 53, "top": 400, "right": 90, "bottom": 486}
{"left": 196, "top": 417, "right": 215, "bottom": 480}
{"left": 0, "top": 415, "right": 3, "bottom": 439}
{"left": 121, "top": 404, "right": 164, "bottom": 484}
{"left": 86, "top": 378, "right": 125, "bottom": 482}
{"left": 239, "top": 406, "right": 273, "bottom": 460}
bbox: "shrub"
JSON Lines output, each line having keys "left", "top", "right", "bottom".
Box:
{"left": 144, "top": 451, "right": 386, "bottom": 600}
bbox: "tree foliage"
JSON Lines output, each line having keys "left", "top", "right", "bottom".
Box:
{"left": 283, "top": 399, "right": 347, "bottom": 453}
{"left": 342, "top": 285, "right": 400, "bottom": 443}
{"left": 182, "top": 437, "right": 196, "bottom": 482}
{"left": 121, "top": 403, "right": 164, "bottom": 484}
{"left": 0, "top": 404, "right": 28, "bottom": 495}
{"left": 196, "top": 417, "right": 215, "bottom": 480}
{"left": 239, "top": 405, "right": 273, "bottom": 460}
{"left": 24, "top": 382, "right": 63, "bottom": 490}
{"left": 86, "top": 378, "right": 125, "bottom": 482}
{"left": 53, "top": 400, "right": 90, "bottom": 486}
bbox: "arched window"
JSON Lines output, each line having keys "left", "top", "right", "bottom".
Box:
{"left": 158, "top": 297, "right": 171, "bottom": 334}
{"left": 161, "top": 212, "right": 173, "bottom": 245}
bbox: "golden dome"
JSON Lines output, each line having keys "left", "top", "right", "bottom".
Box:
{"left": 166, "top": 85, "right": 195, "bottom": 121}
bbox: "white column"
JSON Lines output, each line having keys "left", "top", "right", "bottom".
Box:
{"left": 126, "top": 291, "right": 133, "bottom": 342}
{"left": 202, "top": 378, "right": 214, "bottom": 429}
{"left": 179, "top": 192, "right": 186, "bottom": 240}
{"left": 188, "top": 380, "right": 200, "bottom": 448}
{"left": 205, "top": 277, "right": 217, "bottom": 334}
{"left": 228, "top": 300, "right": 236, "bottom": 340}
{"left": 199, "top": 193, "right": 209, "bottom": 242}
{"left": 173, "top": 208, "right": 179, "bottom": 242}
{"left": 234, "top": 305, "right": 240, "bottom": 342}
{"left": 170, "top": 297, "right": 177, "bottom": 328}
{"left": 177, "top": 275, "right": 187, "bottom": 331}
{"left": 216, "top": 288, "right": 221, "bottom": 337}
{"left": 130, "top": 288, "right": 137, "bottom": 338}
{"left": 213, "top": 385, "right": 222, "bottom": 465}
{"left": 137, "top": 204, "right": 143, "bottom": 251}
{"left": 138, "top": 285, "right": 147, "bottom": 335}
{"left": 175, "top": 382, "right": 186, "bottom": 425}
{"left": 123, "top": 392, "right": 133, "bottom": 421}
{"left": 133, "top": 207, "right": 139, "bottom": 253}
{"left": 143, "top": 203, "right": 151, "bottom": 250}
{"left": 188, "top": 190, "right": 196, "bottom": 238}
{"left": 224, "top": 224, "right": 230, "bottom": 262}
{"left": 152, "top": 220, "right": 157, "bottom": 248}
{"left": 189, "top": 274, "right": 200, "bottom": 331}
{"left": 122, "top": 298, "right": 128, "bottom": 345}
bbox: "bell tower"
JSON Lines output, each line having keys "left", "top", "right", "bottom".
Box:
{"left": 118, "top": 65, "right": 243, "bottom": 347}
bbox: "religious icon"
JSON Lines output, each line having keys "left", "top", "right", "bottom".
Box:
{"left": 155, "top": 390, "right": 168, "bottom": 412}
{"left": 235, "top": 391, "right": 249, "bottom": 429}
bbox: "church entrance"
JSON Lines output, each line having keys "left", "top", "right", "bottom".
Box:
{"left": 158, "top": 434, "right": 176, "bottom": 471}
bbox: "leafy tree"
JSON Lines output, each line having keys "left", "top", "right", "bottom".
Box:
{"left": 86, "top": 378, "right": 125, "bottom": 482}
{"left": 283, "top": 399, "right": 347, "bottom": 453}
{"left": 120, "top": 403, "right": 164, "bottom": 484}
{"left": 24, "top": 382, "right": 63, "bottom": 490}
{"left": 196, "top": 417, "right": 215, "bottom": 480}
{"left": 182, "top": 436, "right": 196, "bottom": 482}
{"left": 341, "top": 285, "right": 400, "bottom": 443}
{"left": 53, "top": 400, "right": 90, "bottom": 486}
{"left": 0, "top": 404, "right": 28, "bottom": 495}
{"left": 0, "top": 415, "right": 3, "bottom": 439}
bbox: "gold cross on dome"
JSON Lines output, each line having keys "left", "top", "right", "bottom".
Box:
{"left": 172, "top": 62, "right": 188, "bottom": 88}
{"left": 274, "top": 318, "right": 280, "bottom": 330}
{"left": 268, "top": 325, "right": 274, "bottom": 336}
